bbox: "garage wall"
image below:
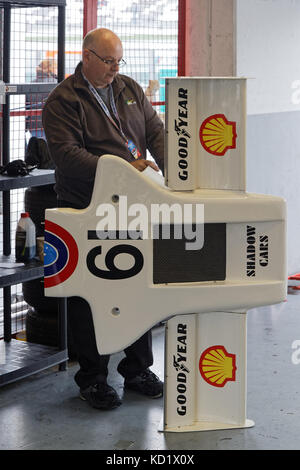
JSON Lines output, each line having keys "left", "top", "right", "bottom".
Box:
{"left": 236, "top": 0, "right": 300, "bottom": 274}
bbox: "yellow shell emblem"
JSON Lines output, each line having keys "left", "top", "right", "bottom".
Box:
{"left": 199, "top": 114, "right": 237, "bottom": 156}
{"left": 199, "top": 345, "right": 237, "bottom": 388}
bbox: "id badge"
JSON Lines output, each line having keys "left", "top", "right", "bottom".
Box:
{"left": 127, "top": 139, "right": 141, "bottom": 159}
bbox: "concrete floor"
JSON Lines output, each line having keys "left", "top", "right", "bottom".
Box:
{"left": 1, "top": 291, "right": 300, "bottom": 450}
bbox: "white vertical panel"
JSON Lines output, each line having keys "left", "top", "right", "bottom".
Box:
{"left": 237, "top": 0, "right": 300, "bottom": 115}
{"left": 164, "top": 312, "right": 251, "bottom": 431}
{"left": 196, "top": 79, "right": 246, "bottom": 190}
{"left": 195, "top": 312, "right": 247, "bottom": 426}
{"left": 166, "top": 78, "right": 246, "bottom": 192}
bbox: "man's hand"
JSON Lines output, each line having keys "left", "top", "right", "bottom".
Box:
{"left": 130, "top": 159, "right": 159, "bottom": 172}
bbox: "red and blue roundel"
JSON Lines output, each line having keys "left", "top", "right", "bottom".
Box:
{"left": 44, "top": 220, "right": 79, "bottom": 288}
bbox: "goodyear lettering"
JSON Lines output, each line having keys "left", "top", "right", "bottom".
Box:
{"left": 175, "top": 88, "right": 190, "bottom": 182}
{"left": 178, "top": 323, "right": 187, "bottom": 335}
{"left": 178, "top": 88, "right": 188, "bottom": 100}
{"left": 173, "top": 323, "right": 189, "bottom": 416}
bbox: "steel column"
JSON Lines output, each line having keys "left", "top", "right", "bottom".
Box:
{"left": 83, "top": 0, "right": 98, "bottom": 37}
{"left": 178, "top": 0, "right": 187, "bottom": 76}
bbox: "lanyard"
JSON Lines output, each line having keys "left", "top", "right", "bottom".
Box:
{"left": 82, "top": 71, "right": 127, "bottom": 141}
{"left": 82, "top": 71, "right": 141, "bottom": 159}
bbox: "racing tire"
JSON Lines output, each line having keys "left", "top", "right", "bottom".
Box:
{"left": 22, "top": 277, "right": 59, "bottom": 313}
{"left": 24, "top": 185, "right": 57, "bottom": 237}
{"left": 25, "top": 307, "right": 77, "bottom": 360}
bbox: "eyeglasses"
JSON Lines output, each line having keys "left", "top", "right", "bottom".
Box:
{"left": 88, "top": 49, "right": 126, "bottom": 68}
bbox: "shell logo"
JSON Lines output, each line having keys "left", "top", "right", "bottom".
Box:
{"left": 199, "top": 114, "right": 237, "bottom": 156}
{"left": 199, "top": 345, "right": 237, "bottom": 388}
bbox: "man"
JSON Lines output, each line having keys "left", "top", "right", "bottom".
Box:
{"left": 42, "top": 28, "right": 164, "bottom": 410}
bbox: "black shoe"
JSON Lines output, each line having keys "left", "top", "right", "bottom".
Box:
{"left": 80, "top": 383, "right": 122, "bottom": 410}
{"left": 124, "top": 369, "right": 163, "bottom": 398}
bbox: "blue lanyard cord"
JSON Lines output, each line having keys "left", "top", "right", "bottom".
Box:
{"left": 82, "top": 71, "right": 127, "bottom": 141}
{"left": 82, "top": 71, "right": 141, "bottom": 159}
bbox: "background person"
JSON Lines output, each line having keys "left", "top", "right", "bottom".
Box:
{"left": 26, "top": 59, "right": 57, "bottom": 143}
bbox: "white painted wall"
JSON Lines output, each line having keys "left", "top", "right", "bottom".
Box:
{"left": 237, "top": 0, "right": 300, "bottom": 115}
{"left": 236, "top": 0, "right": 300, "bottom": 274}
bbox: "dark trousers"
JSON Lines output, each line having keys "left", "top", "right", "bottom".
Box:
{"left": 58, "top": 200, "right": 154, "bottom": 389}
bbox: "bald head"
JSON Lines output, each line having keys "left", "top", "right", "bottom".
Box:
{"left": 82, "top": 28, "right": 123, "bottom": 88}
{"left": 82, "top": 28, "right": 122, "bottom": 56}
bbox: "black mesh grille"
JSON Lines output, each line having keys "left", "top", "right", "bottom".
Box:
{"left": 153, "top": 223, "right": 226, "bottom": 284}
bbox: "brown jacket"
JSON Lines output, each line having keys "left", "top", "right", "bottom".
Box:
{"left": 42, "top": 62, "right": 164, "bottom": 208}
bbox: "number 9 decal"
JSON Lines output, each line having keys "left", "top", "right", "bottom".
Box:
{"left": 86, "top": 244, "right": 144, "bottom": 280}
